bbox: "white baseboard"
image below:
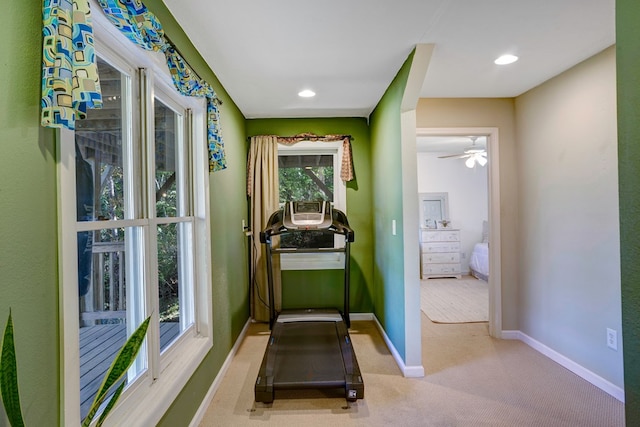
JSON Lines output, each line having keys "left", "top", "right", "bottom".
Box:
{"left": 350, "top": 312, "right": 374, "bottom": 321}
{"left": 502, "top": 330, "right": 624, "bottom": 402}
{"left": 189, "top": 319, "right": 252, "bottom": 427}
{"left": 370, "top": 314, "right": 425, "bottom": 378}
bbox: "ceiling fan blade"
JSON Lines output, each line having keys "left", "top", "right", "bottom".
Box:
{"left": 438, "top": 153, "right": 471, "bottom": 159}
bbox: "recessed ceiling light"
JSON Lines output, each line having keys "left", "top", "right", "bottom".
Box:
{"left": 494, "top": 54, "right": 518, "bottom": 65}
{"left": 298, "top": 89, "right": 316, "bottom": 98}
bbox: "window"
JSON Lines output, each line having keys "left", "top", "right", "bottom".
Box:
{"left": 58, "top": 12, "right": 212, "bottom": 426}
{"left": 277, "top": 141, "right": 346, "bottom": 269}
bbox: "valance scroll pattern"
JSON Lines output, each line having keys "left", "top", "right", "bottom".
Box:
{"left": 97, "top": 0, "right": 227, "bottom": 171}
{"left": 41, "top": 0, "right": 103, "bottom": 130}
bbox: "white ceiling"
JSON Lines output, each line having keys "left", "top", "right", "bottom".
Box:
{"left": 162, "top": 0, "right": 615, "bottom": 119}
{"left": 417, "top": 136, "right": 486, "bottom": 154}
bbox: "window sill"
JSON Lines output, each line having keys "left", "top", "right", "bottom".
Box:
{"left": 102, "top": 334, "right": 212, "bottom": 426}
{"left": 280, "top": 252, "right": 345, "bottom": 270}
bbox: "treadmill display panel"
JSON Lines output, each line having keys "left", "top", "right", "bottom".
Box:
{"left": 281, "top": 201, "right": 334, "bottom": 249}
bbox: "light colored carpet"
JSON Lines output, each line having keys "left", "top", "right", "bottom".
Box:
{"left": 421, "top": 276, "right": 488, "bottom": 323}
{"left": 196, "top": 318, "right": 624, "bottom": 426}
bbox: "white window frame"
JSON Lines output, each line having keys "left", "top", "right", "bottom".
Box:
{"left": 277, "top": 140, "right": 347, "bottom": 270}
{"left": 57, "top": 6, "right": 213, "bottom": 426}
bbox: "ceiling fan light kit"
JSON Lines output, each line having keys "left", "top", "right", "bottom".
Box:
{"left": 464, "top": 152, "right": 487, "bottom": 168}
{"left": 437, "top": 136, "right": 488, "bottom": 168}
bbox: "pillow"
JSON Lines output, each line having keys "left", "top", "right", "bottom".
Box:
{"left": 482, "top": 220, "right": 489, "bottom": 243}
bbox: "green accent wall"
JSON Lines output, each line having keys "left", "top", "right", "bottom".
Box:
{"left": 368, "top": 51, "right": 414, "bottom": 360}
{"left": 0, "top": 2, "right": 60, "bottom": 425}
{"left": 617, "top": 0, "right": 640, "bottom": 421}
{"left": 143, "top": 1, "right": 251, "bottom": 425}
{"left": 246, "top": 118, "right": 374, "bottom": 313}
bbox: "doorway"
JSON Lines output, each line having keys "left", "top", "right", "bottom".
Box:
{"left": 415, "top": 127, "right": 502, "bottom": 337}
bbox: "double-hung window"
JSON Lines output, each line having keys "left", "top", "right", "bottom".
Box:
{"left": 277, "top": 141, "right": 346, "bottom": 270}
{"left": 58, "top": 12, "right": 212, "bottom": 426}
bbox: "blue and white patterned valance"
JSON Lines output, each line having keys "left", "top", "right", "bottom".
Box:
{"left": 41, "top": 0, "right": 103, "bottom": 130}
{"left": 96, "top": 0, "right": 226, "bottom": 172}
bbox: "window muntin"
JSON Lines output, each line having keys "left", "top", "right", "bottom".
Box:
{"left": 59, "top": 21, "right": 212, "bottom": 423}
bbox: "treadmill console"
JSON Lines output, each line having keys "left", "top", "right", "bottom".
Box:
{"left": 282, "top": 201, "right": 333, "bottom": 229}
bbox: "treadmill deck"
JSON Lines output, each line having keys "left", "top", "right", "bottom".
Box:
{"left": 255, "top": 310, "right": 364, "bottom": 403}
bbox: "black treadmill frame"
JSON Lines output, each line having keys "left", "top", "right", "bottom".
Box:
{"left": 254, "top": 203, "right": 364, "bottom": 403}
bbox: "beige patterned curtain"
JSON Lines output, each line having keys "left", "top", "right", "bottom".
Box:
{"left": 247, "top": 136, "right": 281, "bottom": 321}
{"left": 246, "top": 133, "right": 354, "bottom": 321}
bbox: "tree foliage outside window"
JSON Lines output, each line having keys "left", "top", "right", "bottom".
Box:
{"left": 278, "top": 154, "right": 334, "bottom": 249}
{"left": 279, "top": 165, "right": 333, "bottom": 202}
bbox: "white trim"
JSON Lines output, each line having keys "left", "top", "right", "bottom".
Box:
{"left": 503, "top": 330, "right": 625, "bottom": 402}
{"left": 415, "top": 127, "right": 502, "bottom": 338}
{"left": 189, "top": 319, "right": 252, "bottom": 427}
{"left": 277, "top": 140, "right": 347, "bottom": 271}
{"left": 105, "top": 336, "right": 211, "bottom": 426}
{"left": 373, "top": 315, "right": 425, "bottom": 378}
{"left": 349, "top": 313, "right": 374, "bottom": 321}
{"left": 401, "top": 110, "right": 424, "bottom": 372}
{"left": 59, "top": 4, "right": 214, "bottom": 424}
{"left": 57, "top": 128, "right": 82, "bottom": 426}
{"left": 279, "top": 252, "right": 345, "bottom": 270}
{"left": 277, "top": 140, "right": 346, "bottom": 210}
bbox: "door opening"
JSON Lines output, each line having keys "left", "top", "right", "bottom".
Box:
{"left": 415, "top": 127, "right": 502, "bottom": 337}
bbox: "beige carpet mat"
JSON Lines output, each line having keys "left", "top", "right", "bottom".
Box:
{"left": 420, "top": 277, "right": 488, "bottom": 323}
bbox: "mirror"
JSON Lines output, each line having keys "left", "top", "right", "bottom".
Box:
{"left": 418, "top": 192, "right": 449, "bottom": 229}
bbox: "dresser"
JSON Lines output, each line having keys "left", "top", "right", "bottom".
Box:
{"left": 420, "top": 229, "right": 462, "bottom": 279}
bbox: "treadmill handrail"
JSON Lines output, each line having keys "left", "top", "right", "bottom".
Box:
{"left": 260, "top": 207, "right": 354, "bottom": 244}
{"left": 260, "top": 204, "right": 355, "bottom": 328}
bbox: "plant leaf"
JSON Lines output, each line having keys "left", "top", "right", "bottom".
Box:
{"left": 96, "top": 381, "right": 125, "bottom": 427}
{"left": 82, "top": 316, "right": 150, "bottom": 427}
{"left": 0, "top": 311, "right": 25, "bottom": 427}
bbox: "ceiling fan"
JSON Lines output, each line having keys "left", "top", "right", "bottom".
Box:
{"left": 438, "top": 136, "right": 487, "bottom": 168}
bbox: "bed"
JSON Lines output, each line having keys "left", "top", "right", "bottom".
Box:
{"left": 469, "top": 242, "right": 489, "bottom": 281}
{"left": 469, "top": 221, "right": 489, "bottom": 281}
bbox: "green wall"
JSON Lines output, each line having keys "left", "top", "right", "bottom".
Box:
{"left": 246, "top": 118, "right": 374, "bottom": 313}
{"left": 0, "top": 1, "right": 248, "bottom": 425}
{"left": 617, "top": 0, "right": 640, "bottom": 421}
{"left": 368, "top": 52, "right": 414, "bottom": 360}
{"left": 143, "top": 1, "right": 251, "bottom": 425}
{"left": 0, "top": 2, "right": 59, "bottom": 425}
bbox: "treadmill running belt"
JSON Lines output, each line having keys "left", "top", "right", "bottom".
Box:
{"left": 273, "top": 322, "right": 345, "bottom": 387}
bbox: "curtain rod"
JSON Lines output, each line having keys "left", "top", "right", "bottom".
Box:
{"left": 164, "top": 34, "right": 223, "bottom": 105}
{"left": 247, "top": 134, "right": 352, "bottom": 141}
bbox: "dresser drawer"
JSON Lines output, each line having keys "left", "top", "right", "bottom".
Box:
{"left": 421, "top": 229, "right": 460, "bottom": 243}
{"left": 422, "top": 263, "right": 462, "bottom": 275}
{"left": 421, "top": 242, "right": 460, "bottom": 253}
{"left": 422, "top": 252, "right": 460, "bottom": 264}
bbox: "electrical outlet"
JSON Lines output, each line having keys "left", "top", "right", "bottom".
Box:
{"left": 606, "top": 328, "right": 617, "bottom": 350}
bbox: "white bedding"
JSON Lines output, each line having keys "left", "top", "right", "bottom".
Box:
{"left": 469, "top": 242, "right": 489, "bottom": 281}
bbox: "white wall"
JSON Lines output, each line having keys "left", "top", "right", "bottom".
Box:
{"left": 417, "top": 152, "right": 488, "bottom": 273}
{"left": 515, "top": 46, "right": 623, "bottom": 388}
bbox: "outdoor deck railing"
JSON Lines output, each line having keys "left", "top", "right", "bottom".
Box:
{"left": 80, "top": 240, "right": 126, "bottom": 324}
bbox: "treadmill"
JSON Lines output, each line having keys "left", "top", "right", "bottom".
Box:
{"left": 254, "top": 201, "right": 365, "bottom": 403}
